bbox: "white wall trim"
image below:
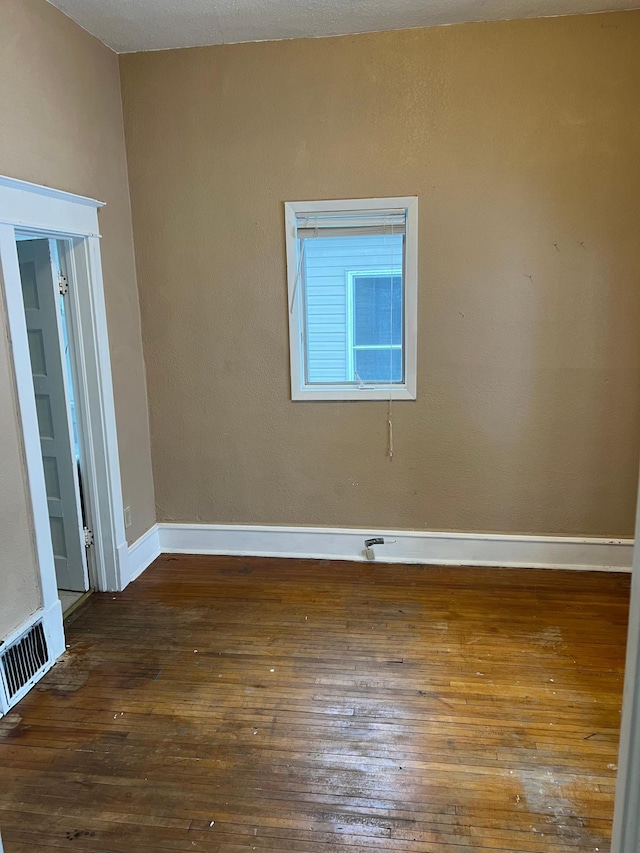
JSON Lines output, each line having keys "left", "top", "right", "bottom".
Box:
{"left": 158, "top": 523, "right": 632, "bottom": 572}
{"left": 128, "top": 524, "right": 160, "bottom": 583}
{"left": 60, "top": 236, "right": 129, "bottom": 591}
{"left": 0, "top": 226, "right": 59, "bottom": 611}
{"left": 0, "top": 175, "right": 129, "bottom": 599}
{"left": 0, "top": 176, "right": 103, "bottom": 236}
{"left": 611, "top": 468, "right": 640, "bottom": 853}
{"left": 0, "top": 599, "right": 64, "bottom": 716}
{"left": 0, "top": 175, "right": 104, "bottom": 208}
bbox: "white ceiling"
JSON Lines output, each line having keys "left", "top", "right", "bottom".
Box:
{"left": 48, "top": 0, "right": 639, "bottom": 53}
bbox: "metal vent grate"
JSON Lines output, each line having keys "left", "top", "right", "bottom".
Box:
{"left": 0, "top": 621, "right": 49, "bottom": 700}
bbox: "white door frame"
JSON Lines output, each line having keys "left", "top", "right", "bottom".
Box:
{"left": 0, "top": 176, "right": 129, "bottom": 616}
{"left": 611, "top": 472, "right": 640, "bottom": 851}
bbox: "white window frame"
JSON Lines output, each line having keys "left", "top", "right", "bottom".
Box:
{"left": 285, "top": 196, "right": 418, "bottom": 401}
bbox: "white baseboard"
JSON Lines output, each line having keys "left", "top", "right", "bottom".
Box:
{"left": 115, "top": 541, "right": 131, "bottom": 591}
{"left": 127, "top": 524, "right": 161, "bottom": 583}
{"left": 0, "top": 598, "right": 64, "bottom": 715}
{"left": 3, "top": 525, "right": 629, "bottom": 714}
{"left": 158, "top": 523, "right": 633, "bottom": 573}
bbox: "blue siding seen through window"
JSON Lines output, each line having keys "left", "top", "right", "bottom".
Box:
{"left": 303, "top": 234, "right": 403, "bottom": 385}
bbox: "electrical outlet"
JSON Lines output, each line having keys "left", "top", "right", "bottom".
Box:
{"left": 124, "top": 506, "right": 132, "bottom": 528}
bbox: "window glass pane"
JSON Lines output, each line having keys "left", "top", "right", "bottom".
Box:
{"left": 355, "top": 348, "right": 402, "bottom": 383}
{"left": 303, "top": 233, "right": 403, "bottom": 385}
{"left": 354, "top": 275, "right": 402, "bottom": 347}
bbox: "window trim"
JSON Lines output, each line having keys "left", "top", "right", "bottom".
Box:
{"left": 285, "top": 196, "right": 418, "bottom": 402}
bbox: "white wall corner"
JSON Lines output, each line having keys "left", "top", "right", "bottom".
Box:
{"left": 43, "top": 598, "right": 65, "bottom": 662}
{"left": 157, "top": 523, "right": 633, "bottom": 572}
{"left": 127, "top": 524, "right": 160, "bottom": 584}
{"left": 113, "top": 541, "right": 130, "bottom": 591}
{"left": 611, "top": 472, "right": 640, "bottom": 853}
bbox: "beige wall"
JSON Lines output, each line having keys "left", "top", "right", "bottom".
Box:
{"left": 0, "top": 316, "right": 41, "bottom": 637}
{"left": 0, "top": 0, "right": 155, "bottom": 637}
{"left": 120, "top": 12, "right": 640, "bottom": 538}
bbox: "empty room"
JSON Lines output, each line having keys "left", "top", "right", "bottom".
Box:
{"left": 1, "top": 0, "right": 640, "bottom": 850}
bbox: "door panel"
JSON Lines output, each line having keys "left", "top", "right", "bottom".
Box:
{"left": 17, "top": 239, "right": 88, "bottom": 592}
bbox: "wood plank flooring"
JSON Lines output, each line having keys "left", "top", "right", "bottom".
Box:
{"left": 0, "top": 556, "right": 630, "bottom": 852}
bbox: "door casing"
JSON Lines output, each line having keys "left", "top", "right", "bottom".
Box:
{"left": 0, "top": 176, "right": 130, "bottom": 640}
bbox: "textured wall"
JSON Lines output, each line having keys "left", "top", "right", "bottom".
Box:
{"left": 121, "top": 12, "right": 640, "bottom": 537}
{"left": 0, "top": 313, "right": 41, "bottom": 638}
{"left": 0, "top": 0, "right": 155, "bottom": 637}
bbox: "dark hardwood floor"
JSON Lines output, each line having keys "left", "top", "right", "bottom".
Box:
{"left": 0, "top": 556, "right": 630, "bottom": 852}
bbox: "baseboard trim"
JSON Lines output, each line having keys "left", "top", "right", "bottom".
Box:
{"left": 128, "top": 524, "right": 161, "bottom": 583}
{"left": 158, "top": 523, "right": 633, "bottom": 573}
{"left": 0, "top": 598, "right": 64, "bottom": 715}
{"left": 6, "top": 526, "right": 624, "bottom": 710}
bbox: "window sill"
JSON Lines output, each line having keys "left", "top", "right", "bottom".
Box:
{"left": 291, "top": 386, "right": 416, "bottom": 402}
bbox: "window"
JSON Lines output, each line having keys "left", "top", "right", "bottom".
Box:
{"left": 349, "top": 271, "right": 403, "bottom": 383}
{"left": 285, "top": 197, "right": 418, "bottom": 401}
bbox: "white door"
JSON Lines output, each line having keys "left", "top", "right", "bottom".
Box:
{"left": 17, "top": 239, "right": 88, "bottom": 592}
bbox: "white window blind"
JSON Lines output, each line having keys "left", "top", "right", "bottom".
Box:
{"left": 296, "top": 210, "right": 406, "bottom": 239}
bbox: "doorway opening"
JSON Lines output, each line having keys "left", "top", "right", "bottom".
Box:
{"left": 0, "top": 175, "right": 129, "bottom": 711}
{"left": 16, "top": 234, "right": 93, "bottom": 614}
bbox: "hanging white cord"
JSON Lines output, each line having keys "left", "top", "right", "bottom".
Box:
{"left": 289, "top": 222, "right": 308, "bottom": 314}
